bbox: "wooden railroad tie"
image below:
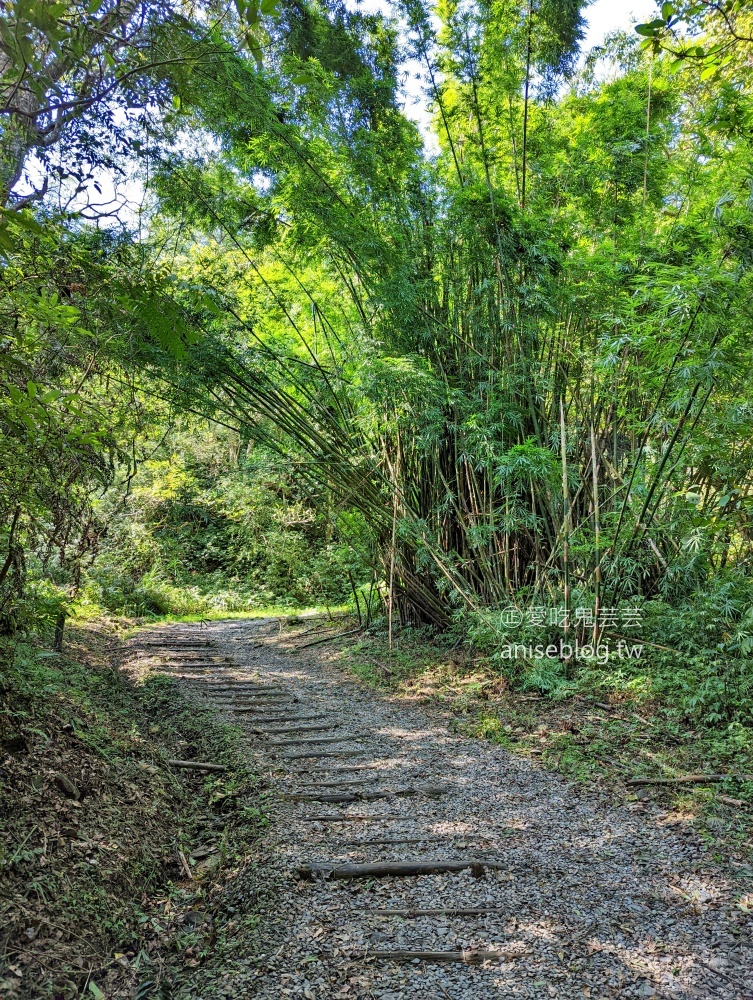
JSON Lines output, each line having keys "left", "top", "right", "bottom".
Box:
{"left": 365, "top": 949, "right": 522, "bottom": 965}
{"left": 269, "top": 734, "right": 360, "bottom": 747}
{"left": 365, "top": 907, "right": 506, "bottom": 916}
{"left": 299, "top": 814, "right": 416, "bottom": 823}
{"left": 244, "top": 714, "right": 328, "bottom": 724}
{"left": 282, "top": 783, "right": 446, "bottom": 803}
{"left": 340, "top": 836, "right": 449, "bottom": 846}
{"left": 252, "top": 724, "right": 339, "bottom": 735}
{"left": 296, "top": 860, "right": 502, "bottom": 879}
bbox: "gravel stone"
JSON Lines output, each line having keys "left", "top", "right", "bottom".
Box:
{"left": 133, "top": 619, "right": 753, "bottom": 999}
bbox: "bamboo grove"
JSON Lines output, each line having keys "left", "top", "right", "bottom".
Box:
{"left": 145, "top": 0, "right": 753, "bottom": 628}
{"left": 3, "top": 0, "right": 753, "bottom": 636}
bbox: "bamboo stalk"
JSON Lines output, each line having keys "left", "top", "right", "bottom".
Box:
{"left": 591, "top": 423, "right": 601, "bottom": 645}
{"left": 560, "top": 399, "right": 571, "bottom": 671}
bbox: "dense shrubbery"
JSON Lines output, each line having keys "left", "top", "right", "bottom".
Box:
{"left": 3, "top": 0, "right": 753, "bottom": 727}
{"left": 80, "top": 430, "right": 372, "bottom": 617}
{"left": 467, "top": 571, "right": 753, "bottom": 726}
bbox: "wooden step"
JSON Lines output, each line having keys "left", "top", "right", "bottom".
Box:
{"left": 234, "top": 702, "right": 298, "bottom": 712}
{"left": 243, "top": 714, "right": 327, "bottom": 724}
{"left": 296, "top": 860, "right": 502, "bottom": 879}
{"left": 366, "top": 907, "right": 506, "bottom": 916}
{"left": 283, "top": 790, "right": 393, "bottom": 803}
{"left": 282, "top": 782, "right": 442, "bottom": 803}
{"left": 300, "top": 814, "right": 415, "bottom": 824}
{"left": 197, "top": 682, "right": 268, "bottom": 689}
{"left": 195, "top": 686, "right": 273, "bottom": 692}
{"left": 307, "top": 764, "right": 376, "bottom": 774}
{"left": 158, "top": 666, "right": 233, "bottom": 673}
{"left": 366, "top": 949, "right": 517, "bottom": 965}
{"left": 297, "top": 777, "right": 378, "bottom": 789}
{"left": 340, "top": 836, "right": 448, "bottom": 846}
{"left": 209, "top": 691, "right": 289, "bottom": 701}
{"left": 251, "top": 724, "right": 338, "bottom": 735}
{"left": 225, "top": 689, "right": 289, "bottom": 698}
{"left": 269, "top": 734, "right": 359, "bottom": 746}
{"left": 159, "top": 659, "right": 233, "bottom": 666}
{"left": 143, "top": 642, "right": 213, "bottom": 648}
{"left": 158, "top": 671, "right": 227, "bottom": 679}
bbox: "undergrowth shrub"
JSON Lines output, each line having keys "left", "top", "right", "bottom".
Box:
{"left": 81, "top": 437, "right": 372, "bottom": 617}
{"left": 466, "top": 571, "right": 753, "bottom": 725}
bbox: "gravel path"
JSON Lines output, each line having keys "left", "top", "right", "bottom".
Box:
{"left": 134, "top": 619, "right": 752, "bottom": 1000}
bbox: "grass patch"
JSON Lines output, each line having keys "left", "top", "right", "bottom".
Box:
{"left": 145, "top": 603, "right": 349, "bottom": 625}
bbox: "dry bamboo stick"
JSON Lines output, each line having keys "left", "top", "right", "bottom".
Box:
{"left": 560, "top": 398, "right": 571, "bottom": 669}
{"left": 591, "top": 422, "right": 601, "bottom": 644}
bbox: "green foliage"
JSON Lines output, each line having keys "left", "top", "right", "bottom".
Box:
{"left": 0, "top": 226, "right": 189, "bottom": 630}
{"left": 466, "top": 569, "right": 753, "bottom": 726}
{"left": 635, "top": 2, "right": 753, "bottom": 82}
{"left": 82, "top": 428, "right": 371, "bottom": 616}
{"left": 136, "top": 981, "right": 174, "bottom": 1000}
{"left": 3, "top": 0, "right": 753, "bottom": 727}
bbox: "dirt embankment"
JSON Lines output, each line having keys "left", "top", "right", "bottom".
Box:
{"left": 0, "top": 623, "right": 267, "bottom": 999}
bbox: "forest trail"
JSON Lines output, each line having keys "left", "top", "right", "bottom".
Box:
{"left": 132, "top": 620, "right": 752, "bottom": 1000}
